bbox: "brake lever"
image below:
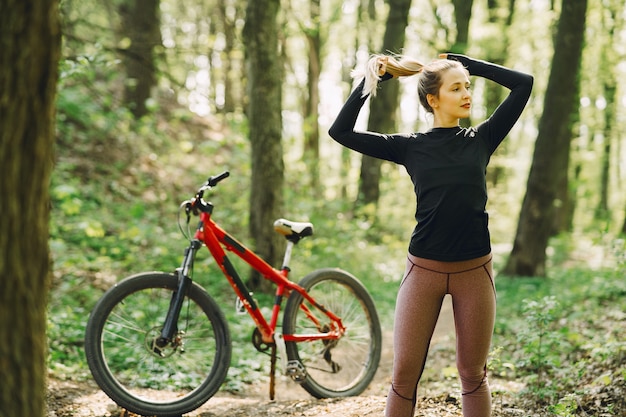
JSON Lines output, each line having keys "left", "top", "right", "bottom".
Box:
{"left": 182, "top": 199, "right": 198, "bottom": 222}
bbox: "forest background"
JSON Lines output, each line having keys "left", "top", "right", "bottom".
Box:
{"left": 1, "top": 0, "right": 625, "bottom": 416}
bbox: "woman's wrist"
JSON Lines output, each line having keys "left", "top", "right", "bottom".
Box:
{"left": 380, "top": 72, "right": 394, "bottom": 82}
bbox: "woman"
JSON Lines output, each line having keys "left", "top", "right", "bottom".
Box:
{"left": 328, "top": 53, "right": 533, "bottom": 417}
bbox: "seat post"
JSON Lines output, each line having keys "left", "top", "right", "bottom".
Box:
{"left": 280, "top": 240, "right": 295, "bottom": 270}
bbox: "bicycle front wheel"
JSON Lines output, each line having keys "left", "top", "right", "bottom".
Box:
{"left": 84, "top": 272, "right": 231, "bottom": 417}
{"left": 282, "top": 268, "right": 382, "bottom": 398}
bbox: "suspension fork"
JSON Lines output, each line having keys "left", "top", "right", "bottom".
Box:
{"left": 156, "top": 239, "right": 202, "bottom": 348}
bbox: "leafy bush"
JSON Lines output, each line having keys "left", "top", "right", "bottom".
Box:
{"left": 493, "top": 250, "right": 626, "bottom": 415}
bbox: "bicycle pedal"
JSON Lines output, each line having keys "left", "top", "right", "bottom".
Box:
{"left": 286, "top": 360, "right": 307, "bottom": 383}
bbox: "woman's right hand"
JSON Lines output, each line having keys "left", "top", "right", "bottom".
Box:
{"left": 376, "top": 56, "right": 389, "bottom": 76}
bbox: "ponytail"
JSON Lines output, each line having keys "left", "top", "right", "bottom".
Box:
{"left": 352, "top": 53, "right": 424, "bottom": 97}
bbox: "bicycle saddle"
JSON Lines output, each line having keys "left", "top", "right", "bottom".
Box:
{"left": 273, "top": 218, "right": 314, "bottom": 243}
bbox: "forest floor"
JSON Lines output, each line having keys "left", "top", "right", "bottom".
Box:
{"left": 46, "top": 298, "right": 531, "bottom": 417}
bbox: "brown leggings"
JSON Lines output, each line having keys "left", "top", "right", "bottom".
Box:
{"left": 385, "top": 253, "right": 495, "bottom": 417}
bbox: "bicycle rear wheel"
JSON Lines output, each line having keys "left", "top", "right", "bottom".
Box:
{"left": 282, "top": 268, "right": 382, "bottom": 398}
{"left": 84, "top": 272, "right": 231, "bottom": 417}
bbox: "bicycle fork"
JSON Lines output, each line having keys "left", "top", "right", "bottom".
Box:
{"left": 152, "top": 239, "right": 202, "bottom": 356}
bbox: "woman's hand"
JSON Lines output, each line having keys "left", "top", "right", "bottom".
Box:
{"left": 376, "top": 56, "right": 389, "bottom": 76}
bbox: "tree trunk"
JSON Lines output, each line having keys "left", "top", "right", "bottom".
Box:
{"left": 303, "top": 0, "right": 321, "bottom": 194}
{"left": 216, "top": 0, "right": 242, "bottom": 114}
{"left": 0, "top": 0, "right": 60, "bottom": 415}
{"left": 356, "top": 0, "right": 412, "bottom": 211}
{"left": 452, "top": 0, "right": 474, "bottom": 129}
{"left": 451, "top": 0, "right": 473, "bottom": 53}
{"left": 338, "top": 0, "right": 374, "bottom": 203}
{"left": 594, "top": 6, "right": 619, "bottom": 223}
{"left": 503, "top": 0, "right": 588, "bottom": 277}
{"left": 118, "top": 0, "right": 161, "bottom": 118}
{"left": 243, "top": 0, "right": 284, "bottom": 292}
{"left": 622, "top": 200, "right": 626, "bottom": 236}
{"left": 483, "top": 0, "right": 514, "bottom": 187}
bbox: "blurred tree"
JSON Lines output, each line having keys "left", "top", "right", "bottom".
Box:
{"left": 356, "top": 0, "right": 412, "bottom": 212}
{"left": 216, "top": 0, "right": 244, "bottom": 113}
{"left": 451, "top": 0, "right": 473, "bottom": 53}
{"left": 483, "top": 0, "right": 516, "bottom": 187}
{"left": 243, "top": 0, "right": 285, "bottom": 291}
{"left": 303, "top": 0, "right": 322, "bottom": 193}
{"left": 118, "top": 0, "right": 161, "bottom": 118}
{"left": 451, "top": 0, "right": 473, "bottom": 130}
{"left": 594, "top": 2, "right": 622, "bottom": 223}
{"left": 0, "top": 0, "right": 61, "bottom": 415}
{"left": 503, "top": 0, "right": 588, "bottom": 277}
{"left": 622, "top": 204, "right": 626, "bottom": 236}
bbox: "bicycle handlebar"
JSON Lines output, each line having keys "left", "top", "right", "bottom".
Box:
{"left": 206, "top": 171, "right": 230, "bottom": 187}
{"left": 183, "top": 171, "right": 230, "bottom": 216}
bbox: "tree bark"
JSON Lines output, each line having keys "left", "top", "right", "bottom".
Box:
{"left": 451, "top": 0, "right": 473, "bottom": 53}
{"left": 303, "top": 0, "right": 321, "bottom": 193}
{"left": 118, "top": 0, "right": 161, "bottom": 118}
{"left": 0, "top": 0, "right": 60, "bottom": 415}
{"left": 503, "top": 0, "right": 588, "bottom": 277}
{"left": 356, "top": 0, "right": 412, "bottom": 211}
{"left": 594, "top": 6, "right": 619, "bottom": 223}
{"left": 483, "top": 0, "right": 514, "bottom": 187}
{"left": 243, "top": 0, "right": 284, "bottom": 291}
{"left": 216, "top": 0, "right": 242, "bottom": 114}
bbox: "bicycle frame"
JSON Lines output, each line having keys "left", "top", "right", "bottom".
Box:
{"left": 188, "top": 210, "right": 346, "bottom": 346}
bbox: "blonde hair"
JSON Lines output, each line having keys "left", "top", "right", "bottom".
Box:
{"left": 353, "top": 53, "right": 467, "bottom": 114}
{"left": 352, "top": 54, "right": 424, "bottom": 97}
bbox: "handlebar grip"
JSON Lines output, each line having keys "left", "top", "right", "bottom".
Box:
{"left": 207, "top": 171, "right": 230, "bottom": 187}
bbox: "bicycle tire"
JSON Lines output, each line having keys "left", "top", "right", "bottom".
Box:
{"left": 282, "top": 268, "right": 382, "bottom": 398}
{"left": 84, "top": 272, "right": 231, "bottom": 417}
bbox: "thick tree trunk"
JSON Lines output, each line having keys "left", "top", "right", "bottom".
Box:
{"left": 0, "top": 0, "right": 60, "bottom": 415}
{"left": 243, "top": 0, "right": 284, "bottom": 291}
{"left": 357, "top": 0, "right": 411, "bottom": 210}
{"left": 503, "top": 0, "right": 588, "bottom": 277}
{"left": 118, "top": 0, "right": 161, "bottom": 118}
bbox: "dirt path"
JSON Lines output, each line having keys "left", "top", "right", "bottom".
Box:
{"left": 50, "top": 298, "right": 512, "bottom": 417}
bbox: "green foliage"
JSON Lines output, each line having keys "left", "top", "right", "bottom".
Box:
{"left": 492, "top": 254, "right": 626, "bottom": 414}
{"left": 548, "top": 394, "right": 579, "bottom": 417}
{"left": 516, "top": 296, "right": 564, "bottom": 400}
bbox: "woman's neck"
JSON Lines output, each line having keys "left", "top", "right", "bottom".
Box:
{"left": 432, "top": 117, "right": 460, "bottom": 128}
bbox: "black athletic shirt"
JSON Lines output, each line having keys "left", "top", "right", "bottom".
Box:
{"left": 328, "top": 54, "right": 533, "bottom": 261}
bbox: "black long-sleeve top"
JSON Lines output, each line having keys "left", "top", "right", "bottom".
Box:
{"left": 329, "top": 54, "right": 533, "bottom": 261}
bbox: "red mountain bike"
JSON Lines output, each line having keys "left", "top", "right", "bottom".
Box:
{"left": 84, "top": 172, "right": 382, "bottom": 417}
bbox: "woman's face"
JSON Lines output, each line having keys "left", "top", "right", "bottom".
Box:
{"left": 428, "top": 67, "right": 472, "bottom": 125}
